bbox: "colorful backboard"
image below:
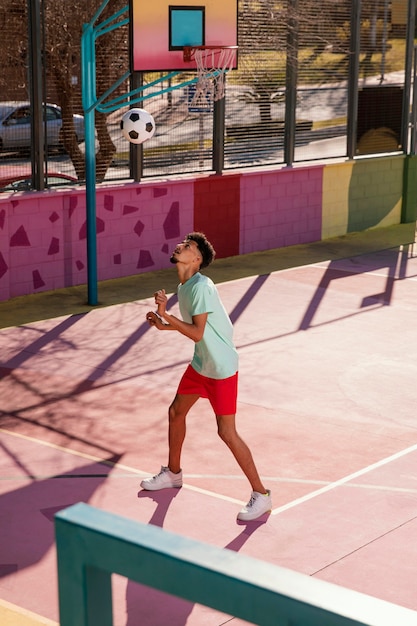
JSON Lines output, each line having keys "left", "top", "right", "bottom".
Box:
{"left": 131, "top": 0, "right": 238, "bottom": 72}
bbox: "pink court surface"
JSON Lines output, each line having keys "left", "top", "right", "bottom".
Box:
{"left": 1, "top": 224, "right": 417, "bottom": 626}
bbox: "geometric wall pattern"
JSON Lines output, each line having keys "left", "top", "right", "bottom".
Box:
{"left": 0, "top": 155, "right": 406, "bottom": 302}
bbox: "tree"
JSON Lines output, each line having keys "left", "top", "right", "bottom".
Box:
{"left": 0, "top": 0, "right": 28, "bottom": 99}
{"left": 45, "top": 0, "right": 129, "bottom": 181}
{"left": 0, "top": 0, "right": 129, "bottom": 181}
{"left": 236, "top": 0, "right": 351, "bottom": 124}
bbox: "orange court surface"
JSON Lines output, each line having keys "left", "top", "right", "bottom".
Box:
{"left": 1, "top": 223, "right": 417, "bottom": 626}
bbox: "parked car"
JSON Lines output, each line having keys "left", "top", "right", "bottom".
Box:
{"left": 0, "top": 101, "right": 85, "bottom": 152}
{"left": 0, "top": 169, "right": 77, "bottom": 192}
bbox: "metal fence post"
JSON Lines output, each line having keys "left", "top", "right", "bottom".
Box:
{"left": 284, "top": 0, "right": 299, "bottom": 166}
{"left": 401, "top": 0, "right": 416, "bottom": 154}
{"left": 347, "top": 0, "right": 361, "bottom": 160}
{"left": 27, "top": 0, "right": 45, "bottom": 191}
{"left": 213, "top": 96, "right": 225, "bottom": 174}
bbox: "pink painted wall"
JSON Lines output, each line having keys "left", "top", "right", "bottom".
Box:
{"left": 0, "top": 179, "right": 194, "bottom": 301}
{"left": 0, "top": 158, "right": 403, "bottom": 302}
{"left": 240, "top": 166, "right": 323, "bottom": 253}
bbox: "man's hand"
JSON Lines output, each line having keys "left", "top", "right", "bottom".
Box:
{"left": 146, "top": 311, "right": 166, "bottom": 330}
{"left": 154, "top": 289, "right": 167, "bottom": 316}
{"left": 148, "top": 288, "right": 207, "bottom": 341}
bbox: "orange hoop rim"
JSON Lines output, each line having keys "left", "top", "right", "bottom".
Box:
{"left": 183, "top": 45, "right": 238, "bottom": 63}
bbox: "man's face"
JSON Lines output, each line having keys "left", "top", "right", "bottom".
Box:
{"left": 170, "top": 239, "right": 201, "bottom": 266}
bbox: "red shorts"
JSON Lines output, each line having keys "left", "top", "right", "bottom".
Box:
{"left": 177, "top": 365, "right": 238, "bottom": 415}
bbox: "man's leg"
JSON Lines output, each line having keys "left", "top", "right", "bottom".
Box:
{"left": 140, "top": 393, "right": 199, "bottom": 491}
{"left": 216, "top": 414, "right": 266, "bottom": 494}
{"left": 168, "top": 393, "right": 199, "bottom": 473}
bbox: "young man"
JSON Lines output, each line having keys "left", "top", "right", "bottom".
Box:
{"left": 141, "top": 232, "right": 271, "bottom": 521}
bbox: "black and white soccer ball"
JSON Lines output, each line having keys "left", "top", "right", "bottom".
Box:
{"left": 120, "top": 108, "right": 156, "bottom": 144}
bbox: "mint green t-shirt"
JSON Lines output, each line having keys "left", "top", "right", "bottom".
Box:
{"left": 177, "top": 272, "right": 238, "bottom": 379}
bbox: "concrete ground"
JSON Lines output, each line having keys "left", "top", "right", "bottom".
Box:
{"left": 1, "top": 222, "right": 417, "bottom": 625}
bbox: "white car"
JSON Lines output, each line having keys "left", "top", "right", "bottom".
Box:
{"left": 0, "top": 101, "right": 85, "bottom": 151}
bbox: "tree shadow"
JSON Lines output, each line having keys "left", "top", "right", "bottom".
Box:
{"left": 0, "top": 447, "right": 122, "bottom": 580}
{"left": 1, "top": 312, "right": 88, "bottom": 372}
{"left": 0, "top": 296, "right": 182, "bottom": 454}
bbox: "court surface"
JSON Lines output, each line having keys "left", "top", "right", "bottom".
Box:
{"left": 1, "top": 224, "right": 417, "bottom": 625}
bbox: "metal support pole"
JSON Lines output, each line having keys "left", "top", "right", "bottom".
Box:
{"left": 130, "top": 71, "right": 143, "bottom": 181}
{"left": 85, "top": 110, "right": 98, "bottom": 306}
{"left": 80, "top": 0, "right": 192, "bottom": 305}
{"left": 411, "top": 46, "right": 417, "bottom": 155}
{"left": 27, "top": 0, "right": 45, "bottom": 190}
{"left": 213, "top": 95, "right": 225, "bottom": 174}
{"left": 82, "top": 23, "right": 98, "bottom": 305}
{"left": 347, "top": 0, "right": 361, "bottom": 159}
{"left": 401, "top": 0, "right": 416, "bottom": 154}
{"left": 379, "top": 0, "right": 389, "bottom": 83}
{"left": 284, "top": 0, "right": 299, "bottom": 166}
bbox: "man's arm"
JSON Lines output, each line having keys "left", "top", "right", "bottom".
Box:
{"left": 146, "top": 288, "right": 208, "bottom": 342}
{"left": 161, "top": 311, "right": 207, "bottom": 342}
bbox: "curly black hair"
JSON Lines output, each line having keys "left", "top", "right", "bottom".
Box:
{"left": 185, "top": 232, "right": 216, "bottom": 269}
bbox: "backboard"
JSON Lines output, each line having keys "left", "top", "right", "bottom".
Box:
{"left": 131, "top": 0, "right": 238, "bottom": 72}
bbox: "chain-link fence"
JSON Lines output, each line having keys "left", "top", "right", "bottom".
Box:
{"left": 0, "top": 0, "right": 410, "bottom": 191}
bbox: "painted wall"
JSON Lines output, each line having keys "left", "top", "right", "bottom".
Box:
{"left": 0, "top": 155, "right": 410, "bottom": 302}
{"left": 322, "top": 155, "right": 404, "bottom": 239}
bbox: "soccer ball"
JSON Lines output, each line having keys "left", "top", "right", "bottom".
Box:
{"left": 120, "top": 108, "right": 155, "bottom": 144}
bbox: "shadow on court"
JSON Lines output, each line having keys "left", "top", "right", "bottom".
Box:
{"left": 1, "top": 225, "right": 417, "bottom": 624}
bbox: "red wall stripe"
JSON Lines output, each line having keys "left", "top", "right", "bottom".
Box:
{"left": 194, "top": 174, "right": 240, "bottom": 259}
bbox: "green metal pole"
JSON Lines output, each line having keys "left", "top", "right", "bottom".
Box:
{"left": 81, "top": 1, "right": 129, "bottom": 305}
{"left": 81, "top": 23, "right": 98, "bottom": 305}
{"left": 79, "top": 0, "right": 193, "bottom": 306}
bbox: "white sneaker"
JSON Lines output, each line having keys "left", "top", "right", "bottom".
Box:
{"left": 140, "top": 466, "right": 183, "bottom": 491}
{"left": 237, "top": 490, "right": 272, "bottom": 521}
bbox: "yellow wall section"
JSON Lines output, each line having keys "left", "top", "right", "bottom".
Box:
{"left": 322, "top": 161, "right": 354, "bottom": 239}
{"left": 322, "top": 157, "right": 404, "bottom": 240}
{"left": 346, "top": 157, "right": 403, "bottom": 233}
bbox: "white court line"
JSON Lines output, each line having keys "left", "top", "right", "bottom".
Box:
{"left": 0, "top": 428, "right": 148, "bottom": 476}
{"left": 0, "top": 428, "right": 244, "bottom": 504}
{"left": 0, "top": 598, "right": 58, "bottom": 626}
{"left": 270, "top": 442, "right": 417, "bottom": 515}
{"left": 2, "top": 429, "right": 417, "bottom": 510}
{"left": 1, "top": 472, "right": 417, "bottom": 496}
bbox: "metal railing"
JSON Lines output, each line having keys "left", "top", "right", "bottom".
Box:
{"left": 55, "top": 503, "right": 417, "bottom": 626}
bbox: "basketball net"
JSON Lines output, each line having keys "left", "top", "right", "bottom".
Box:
{"left": 187, "top": 46, "right": 238, "bottom": 107}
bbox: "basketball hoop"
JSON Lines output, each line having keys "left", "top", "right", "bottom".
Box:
{"left": 183, "top": 45, "right": 238, "bottom": 105}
